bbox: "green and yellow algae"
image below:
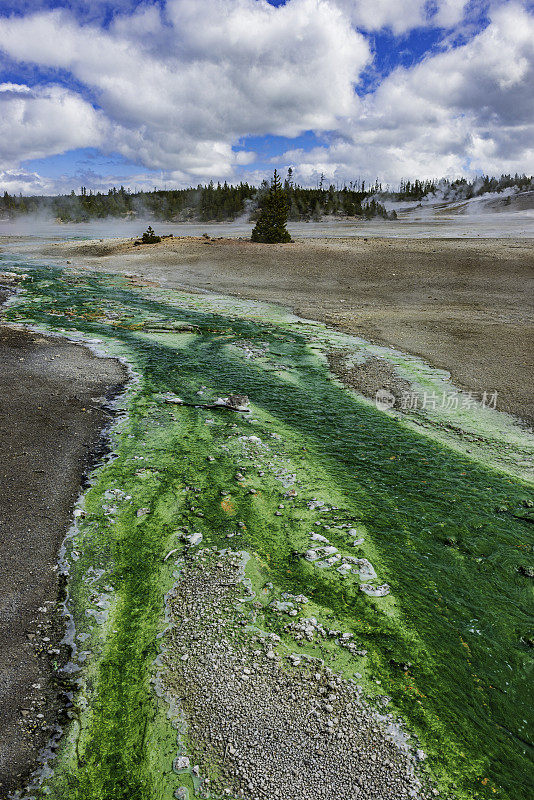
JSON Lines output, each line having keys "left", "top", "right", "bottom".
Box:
{"left": 1, "top": 257, "right": 533, "bottom": 800}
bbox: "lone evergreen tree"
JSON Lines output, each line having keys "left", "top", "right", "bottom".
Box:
{"left": 141, "top": 225, "right": 161, "bottom": 243}
{"left": 251, "top": 170, "right": 292, "bottom": 243}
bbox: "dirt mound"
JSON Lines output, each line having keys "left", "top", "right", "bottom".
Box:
{"left": 43, "top": 238, "right": 132, "bottom": 258}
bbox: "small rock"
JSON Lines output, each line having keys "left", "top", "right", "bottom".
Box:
{"left": 359, "top": 583, "right": 390, "bottom": 597}
{"left": 173, "top": 755, "right": 190, "bottom": 772}
{"left": 518, "top": 565, "right": 534, "bottom": 578}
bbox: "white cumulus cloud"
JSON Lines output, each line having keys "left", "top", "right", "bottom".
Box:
{"left": 285, "top": 2, "right": 534, "bottom": 183}
{"left": 332, "top": 0, "right": 471, "bottom": 34}
{"left": 0, "top": 83, "right": 105, "bottom": 169}
{"left": 0, "top": 0, "right": 370, "bottom": 179}
{"left": 0, "top": 0, "right": 532, "bottom": 188}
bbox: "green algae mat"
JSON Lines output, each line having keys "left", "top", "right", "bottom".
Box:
{"left": 2, "top": 256, "right": 533, "bottom": 800}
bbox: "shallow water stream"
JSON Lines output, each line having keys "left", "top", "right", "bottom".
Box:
{"left": 2, "top": 252, "right": 533, "bottom": 800}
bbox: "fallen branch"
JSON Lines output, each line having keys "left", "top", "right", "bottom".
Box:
{"left": 164, "top": 399, "right": 249, "bottom": 412}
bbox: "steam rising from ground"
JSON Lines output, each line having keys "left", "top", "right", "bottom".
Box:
{"left": 1, "top": 204, "right": 533, "bottom": 243}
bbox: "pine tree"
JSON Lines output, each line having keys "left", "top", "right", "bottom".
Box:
{"left": 251, "top": 171, "right": 292, "bottom": 243}
{"left": 141, "top": 225, "right": 161, "bottom": 244}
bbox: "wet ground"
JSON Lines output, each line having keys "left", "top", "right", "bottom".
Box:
{"left": 0, "top": 316, "right": 125, "bottom": 796}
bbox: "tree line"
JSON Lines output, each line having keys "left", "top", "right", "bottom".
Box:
{"left": 396, "top": 173, "right": 533, "bottom": 201}
{"left": 1, "top": 171, "right": 532, "bottom": 223}
{"left": 0, "top": 174, "right": 393, "bottom": 223}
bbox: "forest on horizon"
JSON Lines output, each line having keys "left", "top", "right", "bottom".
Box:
{"left": 1, "top": 170, "right": 532, "bottom": 224}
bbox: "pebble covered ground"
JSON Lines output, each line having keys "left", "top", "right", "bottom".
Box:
{"left": 159, "top": 548, "right": 439, "bottom": 800}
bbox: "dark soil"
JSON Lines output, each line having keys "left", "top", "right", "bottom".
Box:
{"left": 0, "top": 320, "right": 126, "bottom": 796}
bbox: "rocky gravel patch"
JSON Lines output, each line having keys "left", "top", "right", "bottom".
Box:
{"left": 159, "top": 549, "right": 441, "bottom": 800}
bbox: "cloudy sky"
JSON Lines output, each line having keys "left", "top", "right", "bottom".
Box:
{"left": 0, "top": 0, "right": 533, "bottom": 194}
